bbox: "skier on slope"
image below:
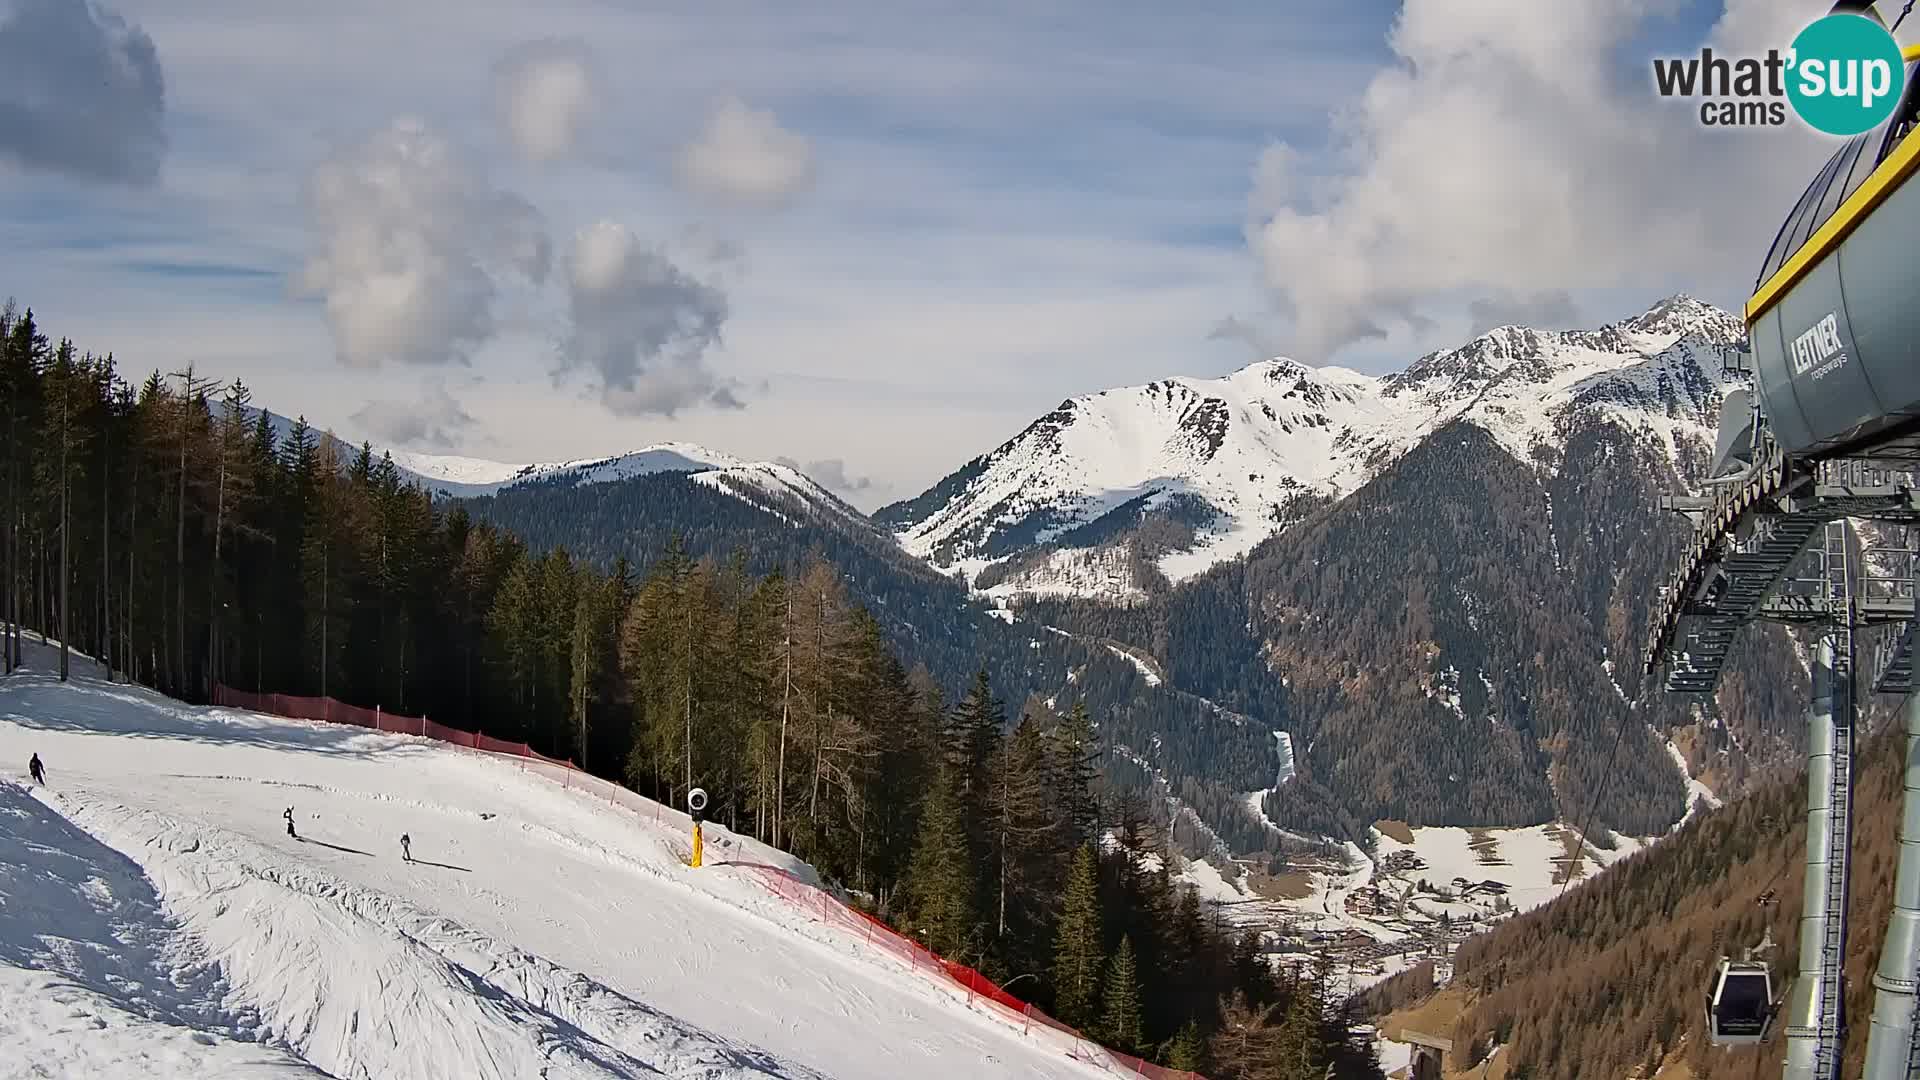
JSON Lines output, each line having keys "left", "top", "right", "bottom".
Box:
{"left": 400, "top": 833, "right": 411, "bottom": 863}
{"left": 28, "top": 753, "right": 44, "bottom": 785}
{"left": 284, "top": 806, "right": 297, "bottom": 839}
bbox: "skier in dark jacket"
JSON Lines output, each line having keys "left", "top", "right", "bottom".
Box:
{"left": 284, "top": 806, "right": 297, "bottom": 839}
{"left": 28, "top": 753, "right": 44, "bottom": 785}
{"left": 400, "top": 833, "right": 411, "bottom": 863}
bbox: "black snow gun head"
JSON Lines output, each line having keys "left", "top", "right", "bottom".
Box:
{"left": 686, "top": 787, "right": 708, "bottom": 825}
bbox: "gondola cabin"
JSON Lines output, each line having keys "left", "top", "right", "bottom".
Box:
{"left": 1706, "top": 958, "right": 1776, "bottom": 1046}
{"left": 1747, "top": 20, "right": 1920, "bottom": 461}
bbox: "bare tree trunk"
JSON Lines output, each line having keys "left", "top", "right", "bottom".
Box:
{"left": 100, "top": 419, "right": 110, "bottom": 676}
{"left": 808, "top": 585, "right": 827, "bottom": 824}
{"left": 684, "top": 595, "right": 693, "bottom": 797}
{"left": 175, "top": 411, "right": 185, "bottom": 696}
{"left": 125, "top": 445, "right": 137, "bottom": 685}
{"left": 998, "top": 742, "right": 1010, "bottom": 938}
{"left": 208, "top": 443, "right": 225, "bottom": 698}
{"left": 57, "top": 390, "right": 68, "bottom": 681}
{"left": 319, "top": 542, "right": 328, "bottom": 699}
{"left": 775, "top": 595, "right": 792, "bottom": 850}
{"left": 3, "top": 399, "right": 11, "bottom": 676}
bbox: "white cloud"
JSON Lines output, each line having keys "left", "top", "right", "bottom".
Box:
{"left": 296, "top": 117, "right": 551, "bottom": 369}
{"left": 776, "top": 455, "right": 878, "bottom": 497}
{"left": 0, "top": 0, "right": 166, "bottom": 184}
{"left": 559, "top": 220, "right": 740, "bottom": 417}
{"left": 674, "top": 96, "right": 816, "bottom": 208}
{"left": 493, "top": 38, "right": 596, "bottom": 163}
{"left": 1246, "top": 0, "right": 1830, "bottom": 360}
{"left": 1468, "top": 290, "right": 1579, "bottom": 335}
{"left": 1207, "top": 314, "right": 1284, "bottom": 362}
{"left": 350, "top": 379, "right": 478, "bottom": 451}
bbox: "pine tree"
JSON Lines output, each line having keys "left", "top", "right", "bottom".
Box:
{"left": 1272, "top": 983, "right": 1328, "bottom": 1078}
{"left": 1099, "top": 933, "right": 1143, "bottom": 1054}
{"left": 1209, "top": 991, "right": 1284, "bottom": 1080}
{"left": 568, "top": 572, "right": 613, "bottom": 765}
{"left": 990, "top": 711, "right": 1063, "bottom": 971}
{"left": 207, "top": 380, "right": 261, "bottom": 694}
{"left": 36, "top": 340, "right": 91, "bottom": 679}
{"left": 904, "top": 762, "right": 975, "bottom": 959}
{"left": 1049, "top": 700, "right": 1101, "bottom": 847}
{"left": 1166, "top": 1019, "right": 1206, "bottom": 1071}
{"left": 1053, "top": 843, "right": 1104, "bottom": 1029}
{"left": 300, "top": 437, "right": 351, "bottom": 698}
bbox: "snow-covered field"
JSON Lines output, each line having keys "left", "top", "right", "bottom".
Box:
{"left": 1171, "top": 815, "right": 1661, "bottom": 1001}
{"left": 0, "top": 642, "right": 1115, "bottom": 1080}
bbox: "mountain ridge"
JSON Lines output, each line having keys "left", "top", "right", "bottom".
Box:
{"left": 875, "top": 293, "right": 1745, "bottom": 603}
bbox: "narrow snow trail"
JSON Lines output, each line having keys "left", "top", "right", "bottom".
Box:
{"left": 0, "top": 653, "right": 1108, "bottom": 1080}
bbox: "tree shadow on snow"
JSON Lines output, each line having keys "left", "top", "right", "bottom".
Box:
{"left": 0, "top": 781, "right": 272, "bottom": 1040}
{"left": 0, "top": 675, "right": 429, "bottom": 762}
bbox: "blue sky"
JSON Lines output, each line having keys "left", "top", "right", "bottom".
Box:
{"left": 0, "top": 0, "right": 1855, "bottom": 507}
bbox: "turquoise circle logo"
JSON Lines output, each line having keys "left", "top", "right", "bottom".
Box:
{"left": 1787, "top": 13, "right": 1906, "bottom": 136}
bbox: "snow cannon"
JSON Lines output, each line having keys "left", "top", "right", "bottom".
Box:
{"left": 1747, "top": 29, "right": 1920, "bottom": 460}
{"left": 687, "top": 787, "right": 708, "bottom": 868}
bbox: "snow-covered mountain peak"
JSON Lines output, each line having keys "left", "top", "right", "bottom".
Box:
{"left": 1623, "top": 293, "right": 1745, "bottom": 348}
{"left": 882, "top": 297, "right": 1749, "bottom": 601}
{"left": 244, "top": 410, "right": 863, "bottom": 532}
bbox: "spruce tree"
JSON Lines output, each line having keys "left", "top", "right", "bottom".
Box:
{"left": 1165, "top": 1019, "right": 1206, "bottom": 1071}
{"left": 904, "top": 762, "right": 975, "bottom": 959}
{"left": 1049, "top": 701, "right": 1101, "bottom": 847}
{"left": 1053, "top": 842, "right": 1104, "bottom": 1029}
{"left": 990, "top": 711, "right": 1061, "bottom": 969}
{"left": 1272, "top": 984, "right": 1328, "bottom": 1077}
{"left": 1098, "top": 933, "right": 1143, "bottom": 1054}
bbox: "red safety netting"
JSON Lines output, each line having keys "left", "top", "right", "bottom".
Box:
{"left": 213, "top": 684, "right": 574, "bottom": 764}
{"left": 738, "top": 862, "right": 1206, "bottom": 1079}
{"left": 211, "top": 683, "right": 1205, "bottom": 1079}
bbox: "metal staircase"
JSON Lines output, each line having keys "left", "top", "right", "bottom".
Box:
{"left": 1874, "top": 619, "right": 1916, "bottom": 693}
{"left": 1656, "top": 461, "right": 1920, "bottom": 694}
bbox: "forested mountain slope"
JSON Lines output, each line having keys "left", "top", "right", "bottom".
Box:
{"left": 882, "top": 295, "right": 1744, "bottom": 606}
{"left": 0, "top": 304, "right": 1391, "bottom": 1077}
{"left": 191, "top": 292, "right": 1817, "bottom": 851}
{"left": 1372, "top": 707, "right": 1907, "bottom": 1079}
{"left": 459, "top": 297, "right": 1809, "bottom": 845}
{"left": 1031, "top": 408, "right": 1808, "bottom": 839}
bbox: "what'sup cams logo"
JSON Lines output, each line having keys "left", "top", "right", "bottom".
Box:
{"left": 1654, "top": 9, "right": 1907, "bottom": 135}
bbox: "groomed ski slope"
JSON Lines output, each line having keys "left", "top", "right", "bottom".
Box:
{"left": 0, "top": 641, "right": 1116, "bottom": 1079}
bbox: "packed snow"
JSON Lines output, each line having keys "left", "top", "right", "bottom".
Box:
{"left": 1271, "top": 732, "right": 1295, "bottom": 787}
{"left": 0, "top": 641, "right": 1121, "bottom": 1080}
{"left": 248, "top": 407, "right": 859, "bottom": 529}
{"left": 1104, "top": 645, "right": 1162, "bottom": 687}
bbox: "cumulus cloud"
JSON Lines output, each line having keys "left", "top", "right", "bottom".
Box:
{"left": 297, "top": 117, "right": 551, "bottom": 369}
{"left": 559, "top": 220, "right": 741, "bottom": 417}
{"left": 493, "top": 38, "right": 596, "bottom": 163}
{"left": 1467, "top": 290, "right": 1579, "bottom": 335}
{"left": 1207, "top": 314, "right": 1286, "bottom": 362}
{"left": 776, "top": 455, "right": 878, "bottom": 497}
{"left": 350, "top": 380, "right": 477, "bottom": 451}
{"left": 1246, "top": 0, "right": 1827, "bottom": 360}
{"left": 0, "top": 0, "right": 165, "bottom": 184}
{"left": 674, "top": 97, "right": 816, "bottom": 208}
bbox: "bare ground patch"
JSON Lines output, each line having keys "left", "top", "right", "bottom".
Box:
{"left": 1376, "top": 819, "right": 1415, "bottom": 845}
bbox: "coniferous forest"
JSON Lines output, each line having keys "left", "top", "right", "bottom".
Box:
{"left": 0, "top": 304, "right": 1382, "bottom": 1078}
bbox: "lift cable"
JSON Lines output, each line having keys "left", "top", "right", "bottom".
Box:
{"left": 1895, "top": 0, "right": 1917, "bottom": 32}
{"left": 1555, "top": 706, "right": 1635, "bottom": 902}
